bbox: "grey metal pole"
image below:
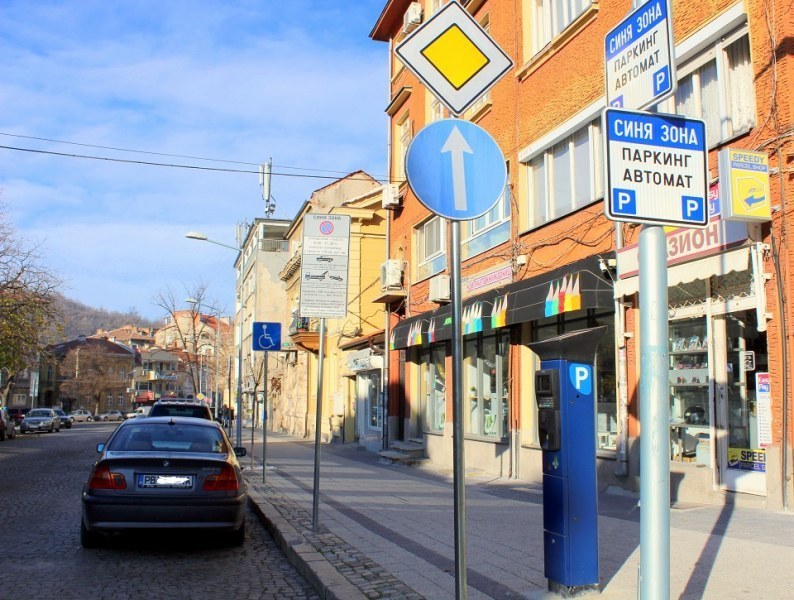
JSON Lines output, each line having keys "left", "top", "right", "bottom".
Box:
{"left": 312, "top": 318, "right": 326, "bottom": 532}
{"left": 236, "top": 324, "right": 243, "bottom": 448}
{"left": 638, "top": 224, "right": 670, "bottom": 599}
{"left": 263, "top": 351, "right": 268, "bottom": 484}
{"left": 214, "top": 313, "right": 220, "bottom": 421}
{"left": 450, "top": 221, "right": 468, "bottom": 599}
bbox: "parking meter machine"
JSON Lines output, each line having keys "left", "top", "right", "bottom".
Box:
{"left": 528, "top": 326, "right": 606, "bottom": 597}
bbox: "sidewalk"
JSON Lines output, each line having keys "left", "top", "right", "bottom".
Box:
{"left": 243, "top": 431, "right": 794, "bottom": 599}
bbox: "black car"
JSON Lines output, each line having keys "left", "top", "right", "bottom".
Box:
{"left": 148, "top": 399, "right": 213, "bottom": 420}
{"left": 53, "top": 408, "right": 73, "bottom": 429}
{"left": 81, "top": 417, "right": 247, "bottom": 547}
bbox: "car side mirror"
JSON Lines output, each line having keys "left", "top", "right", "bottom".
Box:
{"left": 96, "top": 443, "right": 105, "bottom": 453}
{"left": 233, "top": 447, "right": 247, "bottom": 457}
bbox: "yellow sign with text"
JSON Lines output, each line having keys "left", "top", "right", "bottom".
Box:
{"left": 718, "top": 148, "right": 771, "bottom": 222}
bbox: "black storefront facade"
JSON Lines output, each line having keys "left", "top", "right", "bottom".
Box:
{"left": 388, "top": 255, "right": 617, "bottom": 481}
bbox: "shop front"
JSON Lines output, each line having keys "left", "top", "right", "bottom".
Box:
{"left": 346, "top": 348, "right": 384, "bottom": 453}
{"left": 616, "top": 194, "right": 773, "bottom": 499}
{"left": 390, "top": 256, "right": 615, "bottom": 477}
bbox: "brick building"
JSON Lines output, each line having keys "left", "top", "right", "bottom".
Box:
{"left": 371, "top": 0, "right": 792, "bottom": 508}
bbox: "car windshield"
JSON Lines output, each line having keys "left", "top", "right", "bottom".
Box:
{"left": 109, "top": 423, "right": 227, "bottom": 453}
{"left": 28, "top": 410, "right": 50, "bottom": 417}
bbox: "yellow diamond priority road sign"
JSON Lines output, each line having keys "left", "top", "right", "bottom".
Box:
{"left": 395, "top": 1, "right": 513, "bottom": 115}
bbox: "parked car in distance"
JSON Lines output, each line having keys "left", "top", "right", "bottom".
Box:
{"left": 148, "top": 399, "right": 213, "bottom": 420}
{"left": 81, "top": 417, "right": 247, "bottom": 547}
{"left": 125, "top": 406, "right": 151, "bottom": 419}
{"left": 53, "top": 408, "right": 73, "bottom": 429}
{"left": 96, "top": 410, "right": 125, "bottom": 422}
{"left": 68, "top": 409, "right": 94, "bottom": 422}
{"left": 21, "top": 408, "right": 60, "bottom": 433}
{"left": 7, "top": 407, "right": 30, "bottom": 426}
{"left": 1, "top": 407, "right": 17, "bottom": 441}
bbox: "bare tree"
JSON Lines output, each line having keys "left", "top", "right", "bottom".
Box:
{"left": 245, "top": 353, "right": 267, "bottom": 428}
{"left": 59, "top": 343, "right": 132, "bottom": 415}
{"left": 0, "top": 204, "right": 61, "bottom": 402}
{"left": 152, "top": 283, "right": 226, "bottom": 399}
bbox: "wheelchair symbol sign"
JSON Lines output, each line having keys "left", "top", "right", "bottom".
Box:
{"left": 253, "top": 322, "right": 281, "bottom": 352}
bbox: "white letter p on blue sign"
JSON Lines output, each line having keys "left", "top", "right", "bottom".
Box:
{"left": 569, "top": 364, "right": 592, "bottom": 395}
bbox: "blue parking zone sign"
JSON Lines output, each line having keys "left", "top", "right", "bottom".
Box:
{"left": 253, "top": 322, "right": 281, "bottom": 352}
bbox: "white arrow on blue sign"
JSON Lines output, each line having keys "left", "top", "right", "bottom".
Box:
{"left": 252, "top": 322, "right": 281, "bottom": 352}
{"left": 405, "top": 119, "right": 506, "bottom": 221}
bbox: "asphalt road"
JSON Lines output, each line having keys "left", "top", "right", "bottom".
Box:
{"left": 0, "top": 421, "right": 319, "bottom": 600}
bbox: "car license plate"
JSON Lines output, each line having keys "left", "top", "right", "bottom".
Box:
{"left": 138, "top": 474, "right": 194, "bottom": 489}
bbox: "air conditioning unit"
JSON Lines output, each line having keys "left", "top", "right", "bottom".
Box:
{"left": 402, "top": 2, "right": 422, "bottom": 34}
{"left": 380, "top": 259, "right": 403, "bottom": 292}
{"left": 381, "top": 183, "right": 402, "bottom": 209}
{"left": 429, "top": 274, "right": 451, "bottom": 303}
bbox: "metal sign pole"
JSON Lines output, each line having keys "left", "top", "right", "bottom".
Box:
{"left": 312, "top": 318, "right": 326, "bottom": 531}
{"left": 450, "top": 220, "right": 468, "bottom": 599}
{"left": 263, "top": 351, "right": 268, "bottom": 484}
{"left": 638, "top": 225, "right": 670, "bottom": 599}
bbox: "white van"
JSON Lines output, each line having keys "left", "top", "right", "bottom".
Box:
{"left": 125, "top": 406, "right": 151, "bottom": 419}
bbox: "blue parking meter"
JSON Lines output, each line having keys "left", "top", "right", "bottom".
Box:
{"left": 528, "top": 326, "right": 606, "bottom": 597}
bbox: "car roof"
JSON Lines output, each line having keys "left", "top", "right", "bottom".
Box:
{"left": 120, "top": 415, "right": 220, "bottom": 429}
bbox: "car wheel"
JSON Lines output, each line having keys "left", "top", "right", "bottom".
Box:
{"left": 48, "top": 424, "right": 54, "bottom": 433}
{"left": 80, "top": 520, "right": 103, "bottom": 549}
{"left": 87, "top": 417, "right": 93, "bottom": 422}
{"left": 227, "top": 519, "right": 245, "bottom": 547}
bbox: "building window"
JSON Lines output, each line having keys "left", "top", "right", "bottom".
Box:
{"left": 419, "top": 345, "right": 446, "bottom": 433}
{"left": 525, "top": 117, "right": 602, "bottom": 229}
{"left": 119, "top": 368, "right": 125, "bottom": 381}
{"left": 464, "top": 331, "right": 509, "bottom": 439}
{"left": 652, "top": 28, "right": 754, "bottom": 148}
{"left": 396, "top": 112, "right": 412, "bottom": 181}
{"left": 429, "top": 97, "right": 445, "bottom": 123}
{"left": 107, "top": 393, "right": 113, "bottom": 407}
{"left": 531, "top": 0, "right": 592, "bottom": 54}
{"left": 530, "top": 309, "right": 616, "bottom": 451}
{"left": 118, "top": 392, "right": 124, "bottom": 407}
{"left": 465, "top": 14, "right": 491, "bottom": 116}
{"left": 415, "top": 216, "right": 447, "bottom": 280}
{"left": 462, "top": 166, "right": 510, "bottom": 259}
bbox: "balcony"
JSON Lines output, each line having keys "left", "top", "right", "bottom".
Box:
{"left": 288, "top": 317, "right": 320, "bottom": 353}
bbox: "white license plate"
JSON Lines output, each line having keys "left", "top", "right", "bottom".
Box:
{"left": 138, "top": 474, "right": 194, "bottom": 489}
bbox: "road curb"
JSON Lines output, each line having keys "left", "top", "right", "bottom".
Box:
{"left": 246, "top": 485, "right": 366, "bottom": 600}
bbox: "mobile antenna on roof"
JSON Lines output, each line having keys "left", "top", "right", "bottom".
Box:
{"left": 259, "top": 158, "right": 275, "bottom": 218}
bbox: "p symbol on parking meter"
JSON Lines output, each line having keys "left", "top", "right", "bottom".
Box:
{"left": 569, "top": 364, "right": 593, "bottom": 395}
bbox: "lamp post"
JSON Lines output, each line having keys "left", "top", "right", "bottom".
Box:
{"left": 185, "top": 231, "right": 244, "bottom": 447}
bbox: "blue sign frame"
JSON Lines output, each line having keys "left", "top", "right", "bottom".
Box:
{"left": 252, "top": 322, "right": 281, "bottom": 352}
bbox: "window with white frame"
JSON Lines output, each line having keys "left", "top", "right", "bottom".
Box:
{"left": 429, "top": 0, "right": 448, "bottom": 15}
{"left": 118, "top": 392, "right": 125, "bottom": 407}
{"left": 107, "top": 393, "right": 113, "bottom": 407}
{"left": 396, "top": 112, "right": 412, "bottom": 181}
{"left": 464, "top": 332, "right": 509, "bottom": 439}
{"left": 415, "top": 216, "right": 447, "bottom": 280}
{"left": 530, "top": 0, "right": 592, "bottom": 54}
{"left": 651, "top": 27, "right": 754, "bottom": 148}
{"left": 418, "top": 345, "right": 446, "bottom": 433}
{"left": 466, "top": 14, "right": 491, "bottom": 116}
{"left": 429, "top": 97, "right": 445, "bottom": 123}
{"left": 462, "top": 182, "right": 510, "bottom": 259}
{"left": 525, "top": 117, "right": 603, "bottom": 229}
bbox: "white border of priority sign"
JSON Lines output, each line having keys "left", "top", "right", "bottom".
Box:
{"left": 604, "top": 108, "right": 708, "bottom": 228}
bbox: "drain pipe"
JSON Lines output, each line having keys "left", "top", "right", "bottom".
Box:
{"left": 614, "top": 222, "right": 630, "bottom": 477}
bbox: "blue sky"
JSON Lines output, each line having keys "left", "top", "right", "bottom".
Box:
{"left": 0, "top": 0, "right": 389, "bottom": 322}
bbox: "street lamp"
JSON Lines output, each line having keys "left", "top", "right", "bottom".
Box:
{"left": 185, "top": 231, "right": 244, "bottom": 448}
{"left": 186, "top": 298, "right": 222, "bottom": 422}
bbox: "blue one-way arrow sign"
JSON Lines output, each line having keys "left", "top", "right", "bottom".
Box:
{"left": 405, "top": 119, "right": 506, "bottom": 221}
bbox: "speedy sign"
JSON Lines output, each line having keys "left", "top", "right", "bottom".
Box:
{"left": 605, "top": 0, "right": 675, "bottom": 110}
{"left": 604, "top": 108, "right": 708, "bottom": 228}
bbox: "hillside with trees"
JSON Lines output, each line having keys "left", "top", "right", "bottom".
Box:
{"left": 53, "top": 294, "right": 161, "bottom": 341}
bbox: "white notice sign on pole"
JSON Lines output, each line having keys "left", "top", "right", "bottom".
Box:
{"left": 299, "top": 214, "right": 350, "bottom": 319}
